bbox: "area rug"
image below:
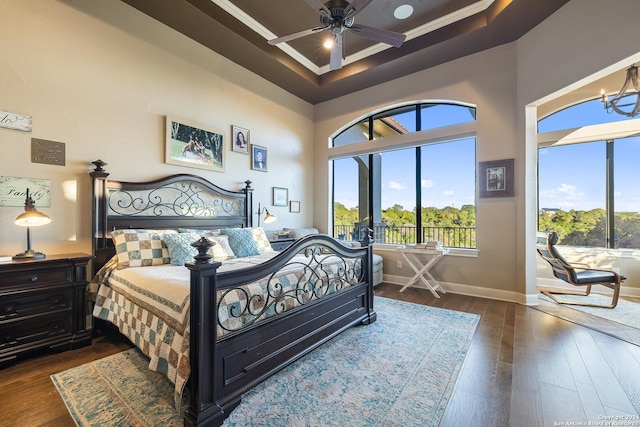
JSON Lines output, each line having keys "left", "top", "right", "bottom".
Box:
{"left": 535, "top": 291, "right": 640, "bottom": 346}
{"left": 52, "top": 297, "right": 480, "bottom": 427}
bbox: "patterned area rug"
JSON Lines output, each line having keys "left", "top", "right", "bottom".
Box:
{"left": 52, "top": 297, "right": 479, "bottom": 427}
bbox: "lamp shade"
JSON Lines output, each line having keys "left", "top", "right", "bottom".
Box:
{"left": 13, "top": 188, "right": 51, "bottom": 260}
{"left": 15, "top": 209, "right": 51, "bottom": 227}
{"left": 263, "top": 211, "right": 277, "bottom": 224}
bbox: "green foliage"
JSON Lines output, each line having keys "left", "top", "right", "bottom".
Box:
{"left": 538, "top": 209, "right": 640, "bottom": 249}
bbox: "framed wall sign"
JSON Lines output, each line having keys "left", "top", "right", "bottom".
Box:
{"left": 479, "top": 158, "right": 514, "bottom": 198}
{"left": 165, "top": 116, "right": 224, "bottom": 172}
{"left": 0, "top": 177, "right": 51, "bottom": 207}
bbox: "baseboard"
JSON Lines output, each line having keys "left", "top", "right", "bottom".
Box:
{"left": 382, "top": 274, "right": 535, "bottom": 306}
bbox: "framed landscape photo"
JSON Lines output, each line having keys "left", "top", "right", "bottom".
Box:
{"left": 273, "top": 187, "right": 288, "bottom": 207}
{"left": 479, "top": 158, "right": 514, "bottom": 198}
{"left": 252, "top": 144, "right": 267, "bottom": 171}
{"left": 165, "top": 116, "right": 224, "bottom": 172}
{"left": 289, "top": 200, "right": 300, "bottom": 213}
{"left": 232, "top": 125, "right": 249, "bottom": 154}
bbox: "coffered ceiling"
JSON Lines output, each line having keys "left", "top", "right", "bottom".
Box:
{"left": 120, "top": 0, "right": 569, "bottom": 104}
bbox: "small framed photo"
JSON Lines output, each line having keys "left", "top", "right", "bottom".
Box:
{"left": 252, "top": 144, "right": 267, "bottom": 171}
{"left": 289, "top": 200, "right": 300, "bottom": 213}
{"left": 232, "top": 125, "right": 249, "bottom": 154}
{"left": 273, "top": 187, "right": 288, "bottom": 207}
{"left": 479, "top": 158, "right": 514, "bottom": 198}
{"left": 165, "top": 116, "right": 224, "bottom": 172}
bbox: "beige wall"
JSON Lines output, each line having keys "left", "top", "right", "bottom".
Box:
{"left": 313, "top": 0, "right": 640, "bottom": 303}
{"left": 0, "top": 0, "right": 314, "bottom": 257}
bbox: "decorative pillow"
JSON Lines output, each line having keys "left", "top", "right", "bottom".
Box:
{"left": 178, "top": 229, "right": 236, "bottom": 259}
{"left": 111, "top": 229, "right": 175, "bottom": 269}
{"left": 283, "top": 227, "right": 319, "bottom": 239}
{"left": 210, "top": 235, "right": 235, "bottom": 260}
{"left": 250, "top": 227, "right": 274, "bottom": 253}
{"left": 164, "top": 232, "right": 200, "bottom": 266}
{"left": 220, "top": 228, "right": 260, "bottom": 258}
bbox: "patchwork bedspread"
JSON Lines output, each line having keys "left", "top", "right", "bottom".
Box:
{"left": 92, "top": 251, "right": 363, "bottom": 410}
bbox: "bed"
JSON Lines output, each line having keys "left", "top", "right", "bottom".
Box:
{"left": 89, "top": 160, "right": 376, "bottom": 426}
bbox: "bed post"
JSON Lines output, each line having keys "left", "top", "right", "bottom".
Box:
{"left": 90, "top": 159, "right": 110, "bottom": 276}
{"left": 244, "top": 180, "right": 253, "bottom": 227}
{"left": 184, "top": 238, "right": 227, "bottom": 427}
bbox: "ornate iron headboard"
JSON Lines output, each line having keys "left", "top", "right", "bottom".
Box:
{"left": 90, "top": 159, "right": 253, "bottom": 274}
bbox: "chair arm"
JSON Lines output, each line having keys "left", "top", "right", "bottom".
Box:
{"left": 572, "top": 266, "right": 625, "bottom": 283}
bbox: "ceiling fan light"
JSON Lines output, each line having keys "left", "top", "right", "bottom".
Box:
{"left": 394, "top": 4, "right": 414, "bottom": 20}
{"left": 323, "top": 38, "right": 334, "bottom": 49}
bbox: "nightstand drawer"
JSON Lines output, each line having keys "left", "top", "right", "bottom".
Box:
{"left": 0, "top": 312, "right": 72, "bottom": 352}
{"left": 0, "top": 266, "right": 73, "bottom": 288}
{"left": 0, "top": 286, "right": 71, "bottom": 321}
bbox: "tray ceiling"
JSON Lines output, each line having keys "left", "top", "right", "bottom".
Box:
{"left": 121, "top": 0, "right": 569, "bottom": 104}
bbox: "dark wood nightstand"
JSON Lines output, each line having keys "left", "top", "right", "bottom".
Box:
{"left": 0, "top": 253, "right": 92, "bottom": 366}
{"left": 269, "top": 237, "right": 295, "bottom": 251}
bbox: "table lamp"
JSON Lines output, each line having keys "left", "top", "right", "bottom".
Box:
{"left": 256, "top": 202, "right": 276, "bottom": 227}
{"left": 13, "top": 188, "right": 51, "bottom": 260}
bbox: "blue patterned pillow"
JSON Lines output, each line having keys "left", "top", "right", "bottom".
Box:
{"left": 164, "top": 233, "right": 199, "bottom": 266}
{"left": 220, "top": 228, "right": 260, "bottom": 258}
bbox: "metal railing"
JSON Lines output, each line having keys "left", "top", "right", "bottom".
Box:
{"left": 334, "top": 224, "right": 476, "bottom": 249}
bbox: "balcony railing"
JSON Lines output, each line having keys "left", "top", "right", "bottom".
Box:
{"left": 334, "top": 224, "right": 476, "bottom": 249}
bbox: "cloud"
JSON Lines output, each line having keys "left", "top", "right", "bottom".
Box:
{"left": 388, "top": 181, "right": 407, "bottom": 190}
{"left": 443, "top": 190, "right": 454, "bottom": 196}
{"left": 539, "top": 183, "right": 583, "bottom": 209}
{"left": 421, "top": 179, "right": 434, "bottom": 188}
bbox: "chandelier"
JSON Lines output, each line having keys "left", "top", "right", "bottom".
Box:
{"left": 601, "top": 64, "right": 640, "bottom": 117}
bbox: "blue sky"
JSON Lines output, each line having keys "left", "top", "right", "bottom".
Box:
{"left": 334, "top": 98, "right": 640, "bottom": 213}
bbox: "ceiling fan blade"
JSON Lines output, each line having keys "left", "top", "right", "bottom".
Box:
{"left": 268, "top": 26, "right": 326, "bottom": 45}
{"left": 349, "top": 24, "right": 406, "bottom": 48}
{"left": 303, "top": 0, "right": 331, "bottom": 18}
{"left": 344, "top": 0, "right": 374, "bottom": 18}
{"left": 330, "top": 35, "right": 343, "bottom": 70}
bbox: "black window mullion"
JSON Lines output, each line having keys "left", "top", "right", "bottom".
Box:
{"left": 606, "top": 139, "right": 615, "bottom": 248}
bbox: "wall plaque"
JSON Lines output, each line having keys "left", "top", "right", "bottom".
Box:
{"left": 31, "top": 138, "right": 66, "bottom": 166}
{"left": 0, "top": 110, "right": 32, "bottom": 132}
{"left": 0, "top": 177, "right": 51, "bottom": 207}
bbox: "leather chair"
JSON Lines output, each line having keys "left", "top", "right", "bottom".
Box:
{"left": 537, "top": 231, "right": 625, "bottom": 308}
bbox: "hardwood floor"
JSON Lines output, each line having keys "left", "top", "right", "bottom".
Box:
{"left": 2, "top": 284, "right": 640, "bottom": 426}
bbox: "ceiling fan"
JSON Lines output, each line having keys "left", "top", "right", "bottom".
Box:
{"left": 267, "top": 0, "right": 407, "bottom": 71}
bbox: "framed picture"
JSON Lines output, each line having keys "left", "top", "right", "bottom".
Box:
{"left": 273, "top": 187, "right": 288, "bottom": 207}
{"left": 479, "top": 158, "right": 514, "bottom": 198}
{"left": 289, "top": 200, "right": 300, "bottom": 213}
{"left": 165, "top": 116, "right": 224, "bottom": 172}
{"left": 232, "top": 125, "right": 249, "bottom": 154}
{"left": 252, "top": 144, "right": 268, "bottom": 171}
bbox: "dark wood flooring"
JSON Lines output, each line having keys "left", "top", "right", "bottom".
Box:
{"left": 2, "top": 283, "right": 640, "bottom": 426}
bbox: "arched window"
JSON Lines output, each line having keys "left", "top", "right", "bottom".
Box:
{"left": 332, "top": 101, "right": 477, "bottom": 248}
{"left": 538, "top": 98, "right": 640, "bottom": 248}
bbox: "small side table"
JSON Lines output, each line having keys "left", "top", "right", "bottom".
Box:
{"left": 269, "top": 237, "right": 295, "bottom": 252}
{"left": 395, "top": 246, "right": 449, "bottom": 297}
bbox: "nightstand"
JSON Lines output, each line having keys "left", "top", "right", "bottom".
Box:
{"left": 0, "top": 253, "right": 92, "bottom": 366}
{"left": 269, "top": 237, "right": 295, "bottom": 251}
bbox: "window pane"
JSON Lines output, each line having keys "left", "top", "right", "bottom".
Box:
{"left": 333, "top": 118, "right": 369, "bottom": 147}
{"left": 380, "top": 148, "right": 416, "bottom": 244}
{"left": 614, "top": 136, "right": 640, "bottom": 249}
{"left": 421, "top": 138, "right": 476, "bottom": 248}
{"left": 372, "top": 105, "right": 416, "bottom": 136}
{"left": 538, "top": 98, "right": 632, "bottom": 133}
{"left": 538, "top": 141, "right": 606, "bottom": 247}
{"left": 333, "top": 156, "right": 368, "bottom": 240}
{"left": 420, "top": 104, "right": 476, "bottom": 131}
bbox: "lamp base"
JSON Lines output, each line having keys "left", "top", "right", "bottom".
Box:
{"left": 13, "top": 250, "right": 46, "bottom": 260}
